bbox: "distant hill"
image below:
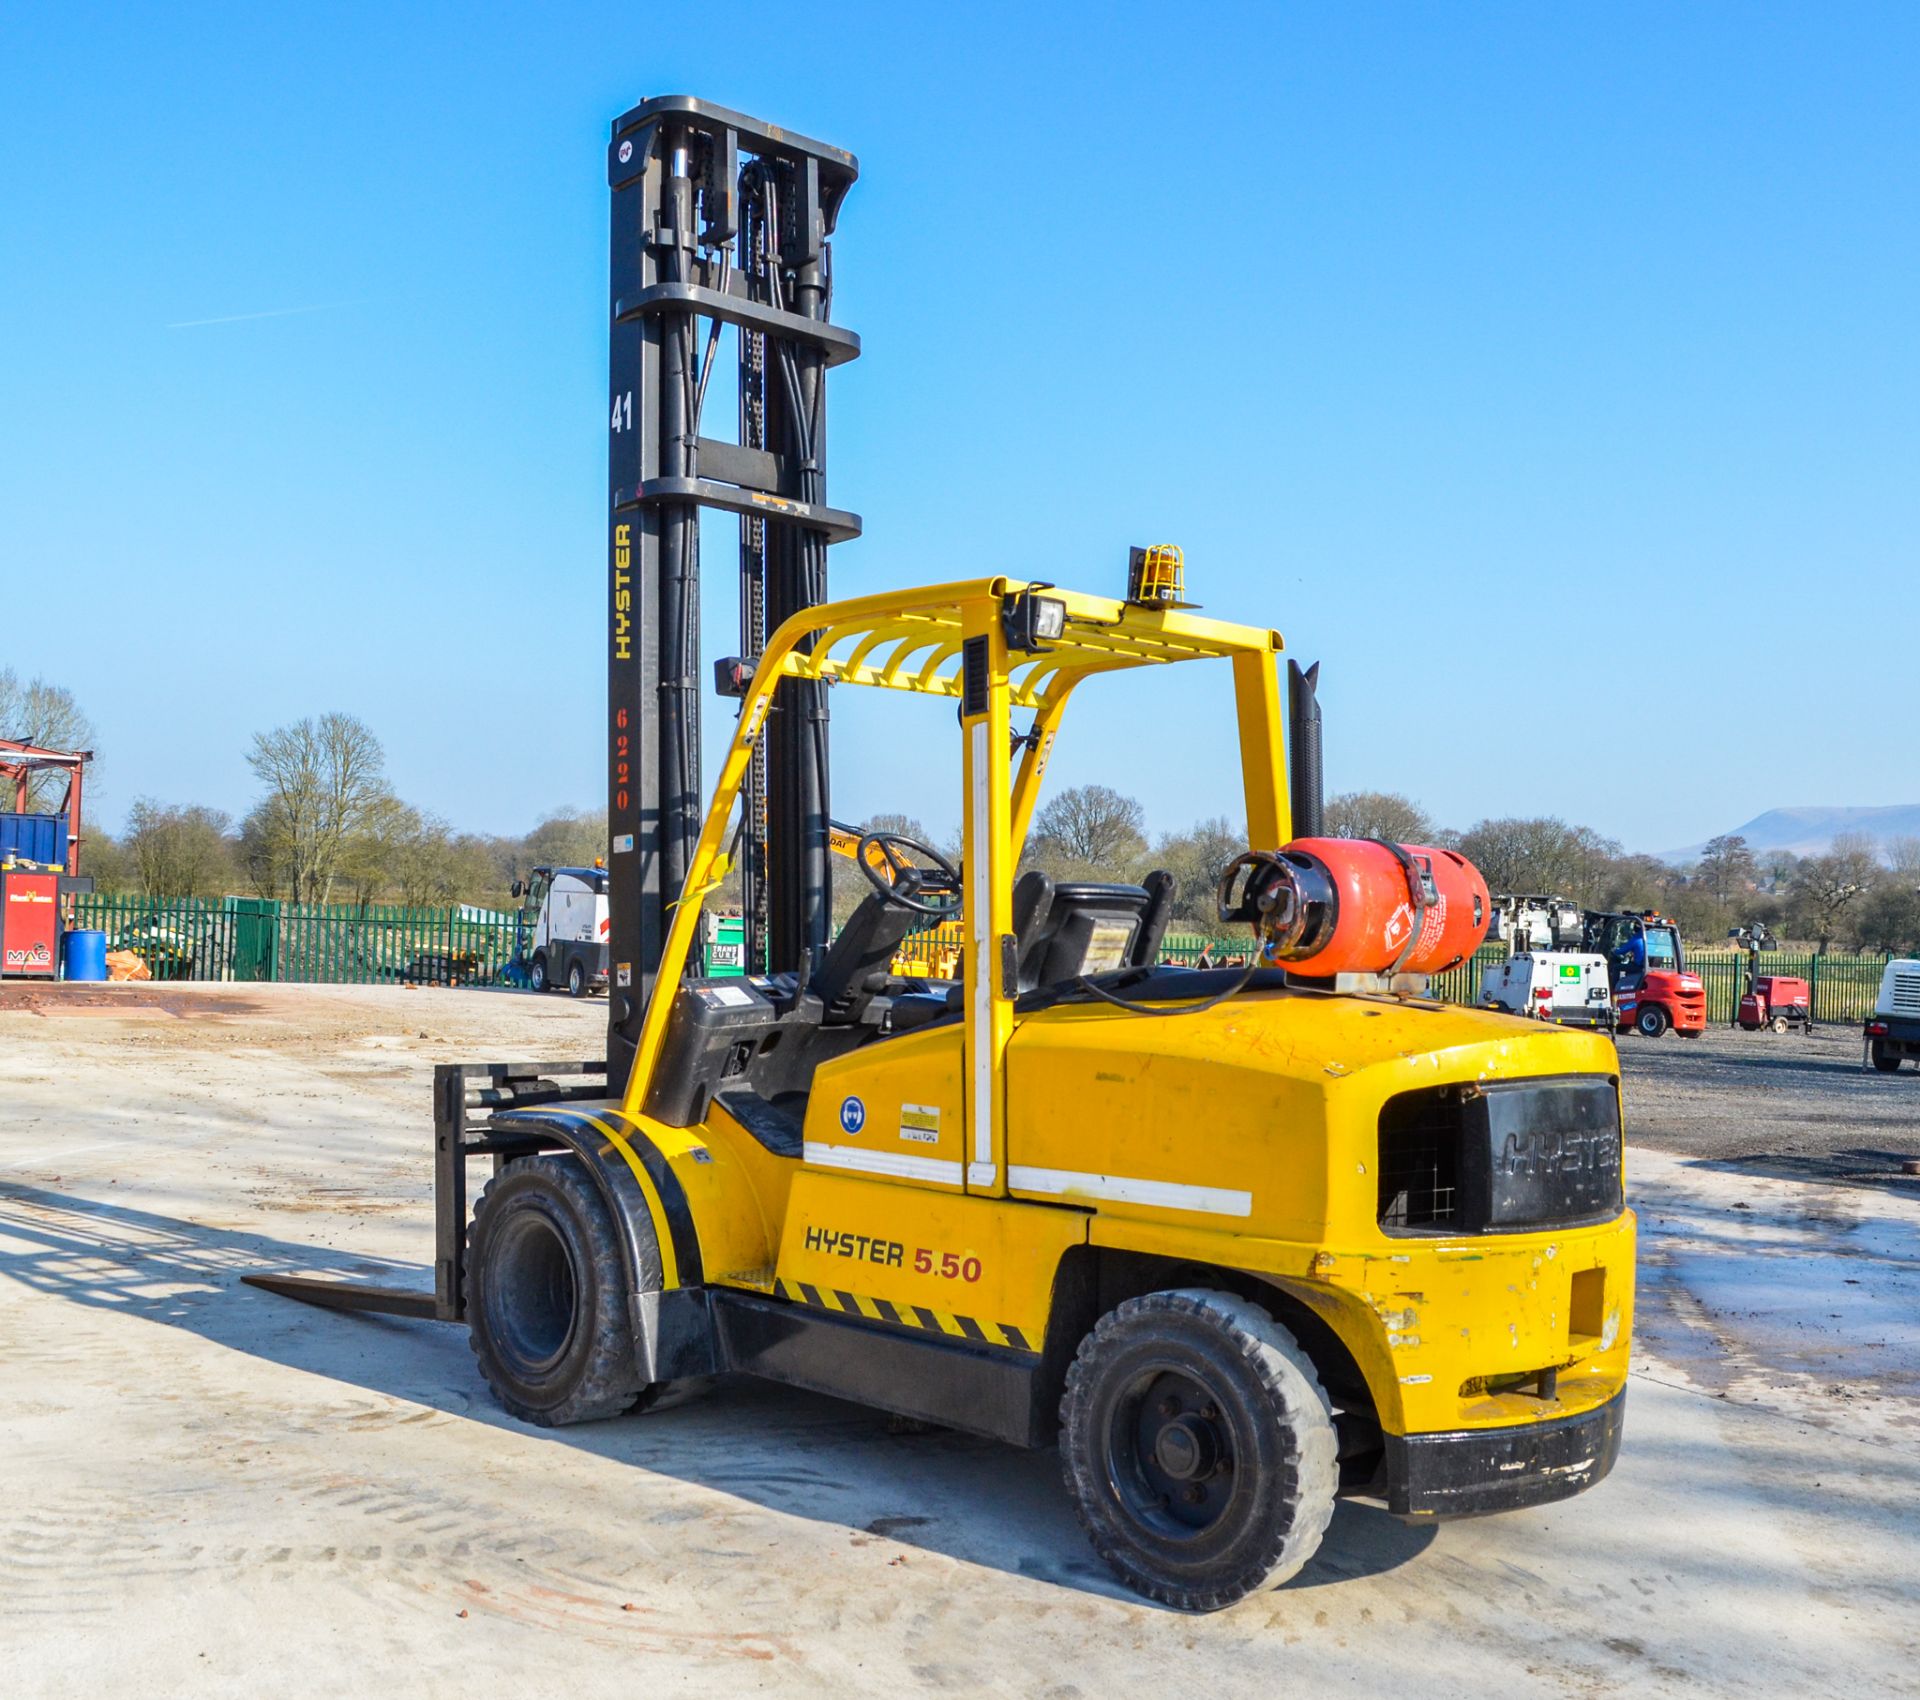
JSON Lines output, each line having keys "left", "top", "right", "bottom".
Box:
{"left": 1660, "top": 804, "right": 1920, "bottom": 864}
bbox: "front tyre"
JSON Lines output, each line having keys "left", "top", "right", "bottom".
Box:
{"left": 529, "top": 952, "right": 550, "bottom": 994}
{"left": 1059, "top": 1289, "right": 1338, "bottom": 1612}
{"left": 1636, "top": 1004, "right": 1670, "bottom": 1038}
{"left": 465, "top": 1155, "right": 645, "bottom": 1425}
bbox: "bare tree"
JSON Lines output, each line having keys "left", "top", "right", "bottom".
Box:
{"left": 1854, "top": 880, "right": 1920, "bottom": 954}
{"left": 0, "top": 668, "right": 95, "bottom": 809}
{"left": 1031, "top": 784, "right": 1147, "bottom": 876}
{"left": 520, "top": 807, "right": 608, "bottom": 873}
{"left": 1325, "top": 791, "right": 1432, "bottom": 844}
{"left": 1695, "top": 834, "right": 1759, "bottom": 903}
{"left": 123, "top": 799, "right": 235, "bottom": 899}
{"left": 383, "top": 811, "right": 495, "bottom": 909}
{"left": 859, "top": 811, "right": 931, "bottom": 844}
{"left": 337, "top": 794, "right": 420, "bottom": 904}
{"left": 1787, "top": 834, "right": 1880, "bottom": 952}
{"left": 1886, "top": 836, "right": 1920, "bottom": 881}
{"left": 1152, "top": 816, "right": 1245, "bottom": 926}
{"left": 1455, "top": 817, "right": 1621, "bottom": 903}
{"left": 244, "top": 713, "right": 391, "bottom": 903}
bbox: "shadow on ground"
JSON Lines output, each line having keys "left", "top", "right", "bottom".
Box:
{"left": 0, "top": 1181, "right": 1433, "bottom": 1602}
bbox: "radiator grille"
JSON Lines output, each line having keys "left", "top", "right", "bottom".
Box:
{"left": 1379, "top": 1077, "right": 1622, "bottom": 1234}
{"left": 1891, "top": 968, "right": 1920, "bottom": 1018}
{"left": 1378, "top": 1090, "right": 1462, "bottom": 1229}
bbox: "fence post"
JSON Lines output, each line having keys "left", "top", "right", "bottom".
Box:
{"left": 1809, "top": 952, "right": 1821, "bottom": 1025}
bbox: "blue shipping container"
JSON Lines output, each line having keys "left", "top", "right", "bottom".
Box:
{"left": 0, "top": 813, "right": 68, "bottom": 868}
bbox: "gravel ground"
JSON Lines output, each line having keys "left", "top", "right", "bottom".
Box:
{"left": 3, "top": 984, "right": 1918, "bottom": 1696}
{"left": 1617, "top": 1021, "right": 1920, "bottom": 1191}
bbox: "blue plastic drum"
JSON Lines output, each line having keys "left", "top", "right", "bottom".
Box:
{"left": 61, "top": 928, "right": 107, "bottom": 982}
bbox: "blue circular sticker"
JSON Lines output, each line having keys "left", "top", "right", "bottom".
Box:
{"left": 839, "top": 1095, "right": 866, "bottom": 1135}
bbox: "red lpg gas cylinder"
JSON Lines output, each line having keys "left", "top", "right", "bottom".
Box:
{"left": 1219, "top": 840, "right": 1490, "bottom": 976}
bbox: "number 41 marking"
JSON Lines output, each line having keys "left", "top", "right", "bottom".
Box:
{"left": 610, "top": 391, "right": 632, "bottom": 433}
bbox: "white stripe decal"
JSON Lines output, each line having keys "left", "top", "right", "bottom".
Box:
{"left": 969, "top": 717, "right": 993, "bottom": 1176}
{"left": 804, "top": 1141, "right": 966, "bottom": 1186}
{"left": 1006, "top": 1165, "right": 1253, "bottom": 1218}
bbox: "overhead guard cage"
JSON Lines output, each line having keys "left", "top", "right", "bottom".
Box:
{"left": 605, "top": 97, "right": 861, "bottom": 1092}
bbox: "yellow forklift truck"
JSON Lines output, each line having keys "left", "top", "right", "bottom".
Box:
{"left": 250, "top": 99, "right": 1633, "bottom": 1611}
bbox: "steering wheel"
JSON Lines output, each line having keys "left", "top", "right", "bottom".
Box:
{"left": 857, "top": 832, "right": 962, "bottom": 918}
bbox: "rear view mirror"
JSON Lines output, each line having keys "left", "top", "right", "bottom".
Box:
{"left": 510, "top": 880, "right": 523, "bottom": 899}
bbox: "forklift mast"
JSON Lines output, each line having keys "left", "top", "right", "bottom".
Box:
{"left": 604, "top": 97, "right": 861, "bottom": 1093}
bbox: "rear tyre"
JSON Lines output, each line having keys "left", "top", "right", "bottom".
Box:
{"left": 1770, "top": 1014, "right": 1790, "bottom": 1034}
{"left": 1635, "top": 1005, "right": 1670, "bottom": 1038}
{"left": 465, "top": 1155, "right": 646, "bottom": 1425}
{"left": 1059, "top": 1288, "right": 1338, "bottom": 1612}
{"left": 1871, "top": 1042, "right": 1903, "bottom": 1073}
{"left": 529, "top": 952, "right": 550, "bottom": 994}
{"left": 568, "top": 959, "right": 588, "bottom": 998}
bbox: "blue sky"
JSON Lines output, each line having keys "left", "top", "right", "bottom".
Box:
{"left": 3, "top": 3, "right": 1914, "bottom": 855}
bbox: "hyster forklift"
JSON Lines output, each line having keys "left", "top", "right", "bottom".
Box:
{"left": 250, "top": 98, "right": 1634, "bottom": 1611}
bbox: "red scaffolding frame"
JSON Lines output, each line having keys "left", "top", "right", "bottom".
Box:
{"left": 0, "top": 739, "right": 91, "bottom": 877}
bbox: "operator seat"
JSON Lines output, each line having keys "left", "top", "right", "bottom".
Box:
{"left": 1011, "top": 868, "right": 1175, "bottom": 994}
{"left": 810, "top": 892, "right": 920, "bottom": 1025}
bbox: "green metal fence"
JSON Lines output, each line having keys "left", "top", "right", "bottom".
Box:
{"left": 1153, "top": 933, "right": 1507, "bottom": 1002}
{"left": 1153, "top": 936, "right": 1893, "bottom": 1025}
{"left": 70, "top": 895, "right": 523, "bottom": 986}
{"left": 61, "top": 894, "right": 1902, "bottom": 1020}
{"left": 1675, "top": 951, "right": 1890, "bottom": 1025}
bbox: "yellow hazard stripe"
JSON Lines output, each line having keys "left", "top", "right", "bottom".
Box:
{"left": 774, "top": 1278, "right": 1035, "bottom": 1353}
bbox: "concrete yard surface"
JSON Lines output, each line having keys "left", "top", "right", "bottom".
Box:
{"left": 3, "top": 984, "right": 1918, "bottom": 1696}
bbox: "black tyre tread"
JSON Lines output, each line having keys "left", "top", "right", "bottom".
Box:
{"left": 1870, "top": 1044, "right": 1902, "bottom": 1073}
{"left": 568, "top": 960, "right": 588, "bottom": 997}
{"left": 1059, "top": 1287, "right": 1338, "bottom": 1612}
{"left": 465, "top": 1155, "right": 645, "bottom": 1426}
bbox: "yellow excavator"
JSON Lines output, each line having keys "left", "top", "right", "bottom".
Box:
{"left": 250, "top": 99, "right": 1632, "bottom": 1612}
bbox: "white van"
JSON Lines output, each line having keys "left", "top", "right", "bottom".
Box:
{"left": 1865, "top": 958, "right": 1920, "bottom": 1073}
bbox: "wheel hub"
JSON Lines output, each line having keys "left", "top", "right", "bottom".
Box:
{"left": 1108, "top": 1367, "right": 1239, "bottom": 1535}
{"left": 1153, "top": 1415, "right": 1218, "bottom": 1480}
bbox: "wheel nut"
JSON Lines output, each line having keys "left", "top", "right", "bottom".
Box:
{"left": 1184, "top": 1483, "right": 1206, "bottom": 1503}
{"left": 1159, "top": 1396, "right": 1180, "bottom": 1417}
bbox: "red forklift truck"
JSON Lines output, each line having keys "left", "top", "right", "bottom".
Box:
{"left": 1584, "top": 910, "right": 1707, "bottom": 1038}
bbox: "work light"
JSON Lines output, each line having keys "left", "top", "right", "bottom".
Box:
{"left": 1002, "top": 588, "right": 1067, "bottom": 653}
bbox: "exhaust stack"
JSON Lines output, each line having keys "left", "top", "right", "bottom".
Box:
{"left": 1287, "top": 659, "right": 1323, "bottom": 839}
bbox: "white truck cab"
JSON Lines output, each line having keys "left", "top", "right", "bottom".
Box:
{"left": 1865, "top": 958, "right": 1920, "bottom": 1073}
{"left": 515, "top": 865, "right": 611, "bottom": 996}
